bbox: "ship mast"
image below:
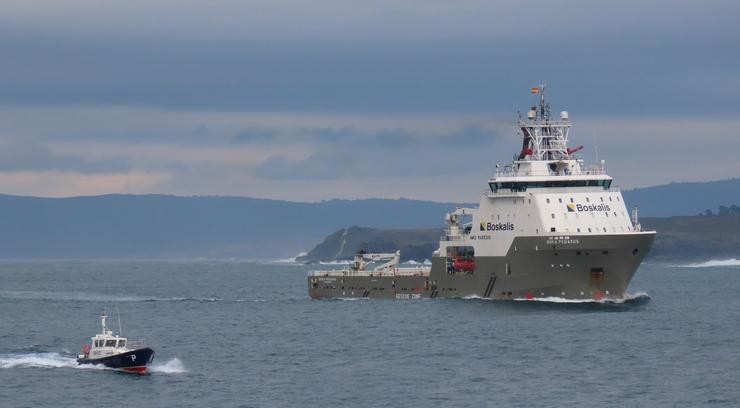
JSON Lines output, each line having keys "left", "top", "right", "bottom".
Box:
{"left": 517, "top": 84, "right": 574, "bottom": 162}
{"left": 101, "top": 311, "right": 108, "bottom": 335}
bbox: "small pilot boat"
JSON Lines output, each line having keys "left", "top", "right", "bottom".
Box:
{"left": 77, "top": 312, "right": 155, "bottom": 373}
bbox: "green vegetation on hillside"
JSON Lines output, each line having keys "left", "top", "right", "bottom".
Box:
{"left": 296, "top": 226, "right": 441, "bottom": 263}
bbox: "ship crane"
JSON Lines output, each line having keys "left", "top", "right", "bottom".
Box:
{"left": 445, "top": 207, "right": 477, "bottom": 237}
{"left": 351, "top": 250, "right": 401, "bottom": 272}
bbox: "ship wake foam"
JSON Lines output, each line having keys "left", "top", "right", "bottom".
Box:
{"left": 149, "top": 358, "right": 187, "bottom": 374}
{"left": 462, "top": 292, "right": 651, "bottom": 305}
{"left": 0, "top": 352, "right": 102, "bottom": 370}
{"left": 673, "top": 258, "right": 740, "bottom": 268}
{"left": 513, "top": 291, "right": 651, "bottom": 304}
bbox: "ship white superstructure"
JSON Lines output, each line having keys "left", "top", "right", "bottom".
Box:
{"left": 309, "top": 85, "right": 655, "bottom": 300}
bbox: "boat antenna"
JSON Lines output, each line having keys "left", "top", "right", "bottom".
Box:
{"left": 593, "top": 135, "right": 599, "bottom": 163}
{"left": 117, "top": 308, "right": 122, "bottom": 337}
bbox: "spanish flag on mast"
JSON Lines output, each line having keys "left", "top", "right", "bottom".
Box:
{"left": 530, "top": 87, "right": 539, "bottom": 94}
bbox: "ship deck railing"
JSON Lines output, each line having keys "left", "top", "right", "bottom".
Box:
{"left": 493, "top": 165, "right": 607, "bottom": 178}
{"left": 484, "top": 187, "right": 621, "bottom": 197}
{"left": 308, "top": 267, "right": 431, "bottom": 278}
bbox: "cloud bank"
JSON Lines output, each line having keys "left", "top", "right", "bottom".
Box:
{"left": 0, "top": 1, "right": 737, "bottom": 200}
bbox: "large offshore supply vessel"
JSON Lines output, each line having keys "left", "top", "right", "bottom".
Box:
{"left": 308, "top": 86, "right": 655, "bottom": 301}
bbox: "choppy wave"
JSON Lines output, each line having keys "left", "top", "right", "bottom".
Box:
{"left": 269, "top": 251, "right": 308, "bottom": 264}
{"left": 0, "top": 291, "right": 223, "bottom": 303}
{"left": 0, "top": 352, "right": 186, "bottom": 374}
{"left": 674, "top": 259, "right": 740, "bottom": 268}
{"left": 270, "top": 258, "right": 299, "bottom": 264}
{"left": 0, "top": 290, "right": 293, "bottom": 304}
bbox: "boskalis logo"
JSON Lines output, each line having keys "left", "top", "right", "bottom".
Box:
{"left": 479, "top": 221, "right": 515, "bottom": 231}
{"left": 567, "top": 202, "right": 611, "bottom": 212}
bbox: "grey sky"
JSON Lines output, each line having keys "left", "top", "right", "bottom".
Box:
{"left": 0, "top": 1, "right": 738, "bottom": 201}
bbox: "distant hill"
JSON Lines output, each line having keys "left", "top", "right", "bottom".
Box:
{"left": 622, "top": 178, "right": 740, "bottom": 217}
{"left": 296, "top": 226, "right": 441, "bottom": 263}
{"left": 0, "top": 178, "right": 737, "bottom": 259}
{"left": 0, "top": 194, "right": 459, "bottom": 259}
{"left": 300, "top": 213, "right": 740, "bottom": 263}
{"left": 641, "top": 213, "right": 740, "bottom": 261}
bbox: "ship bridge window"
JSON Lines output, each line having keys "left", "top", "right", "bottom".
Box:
{"left": 118, "top": 340, "right": 126, "bottom": 348}
{"left": 489, "top": 179, "right": 612, "bottom": 192}
{"left": 446, "top": 246, "right": 475, "bottom": 275}
{"left": 105, "top": 340, "right": 117, "bottom": 347}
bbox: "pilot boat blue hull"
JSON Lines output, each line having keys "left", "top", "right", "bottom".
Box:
{"left": 77, "top": 347, "right": 155, "bottom": 373}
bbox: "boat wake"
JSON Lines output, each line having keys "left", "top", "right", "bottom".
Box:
{"left": 149, "top": 358, "right": 187, "bottom": 374}
{"left": 673, "top": 258, "right": 740, "bottom": 268}
{"left": 0, "top": 352, "right": 102, "bottom": 370}
{"left": 0, "top": 352, "right": 187, "bottom": 374}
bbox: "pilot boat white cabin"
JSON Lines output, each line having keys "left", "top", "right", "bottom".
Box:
{"left": 79, "top": 313, "right": 144, "bottom": 359}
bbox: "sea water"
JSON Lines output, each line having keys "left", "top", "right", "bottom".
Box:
{"left": 1, "top": 260, "right": 738, "bottom": 407}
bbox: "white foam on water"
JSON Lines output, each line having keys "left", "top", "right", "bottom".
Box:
{"left": 270, "top": 252, "right": 308, "bottom": 264}
{"left": 513, "top": 291, "right": 650, "bottom": 304}
{"left": 0, "top": 352, "right": 103, "bottom": 370}
{"left": 271, "top": 258, "right": 298, "bottom": 264}
{"left": 674, "top": 258, "right": 740, "bottom": 268}
{"left": 1, "top": 353, "right": 187, "bottom": 374}
{"left": 149, "top": 358, "right": 187, "bottom": 374}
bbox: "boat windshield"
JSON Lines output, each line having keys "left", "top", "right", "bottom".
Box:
{"left": 105, "top": 340, "right": 117, "bottom": 347}
{"left": 118, "top": 340, "right": 126, "bottom": 348}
